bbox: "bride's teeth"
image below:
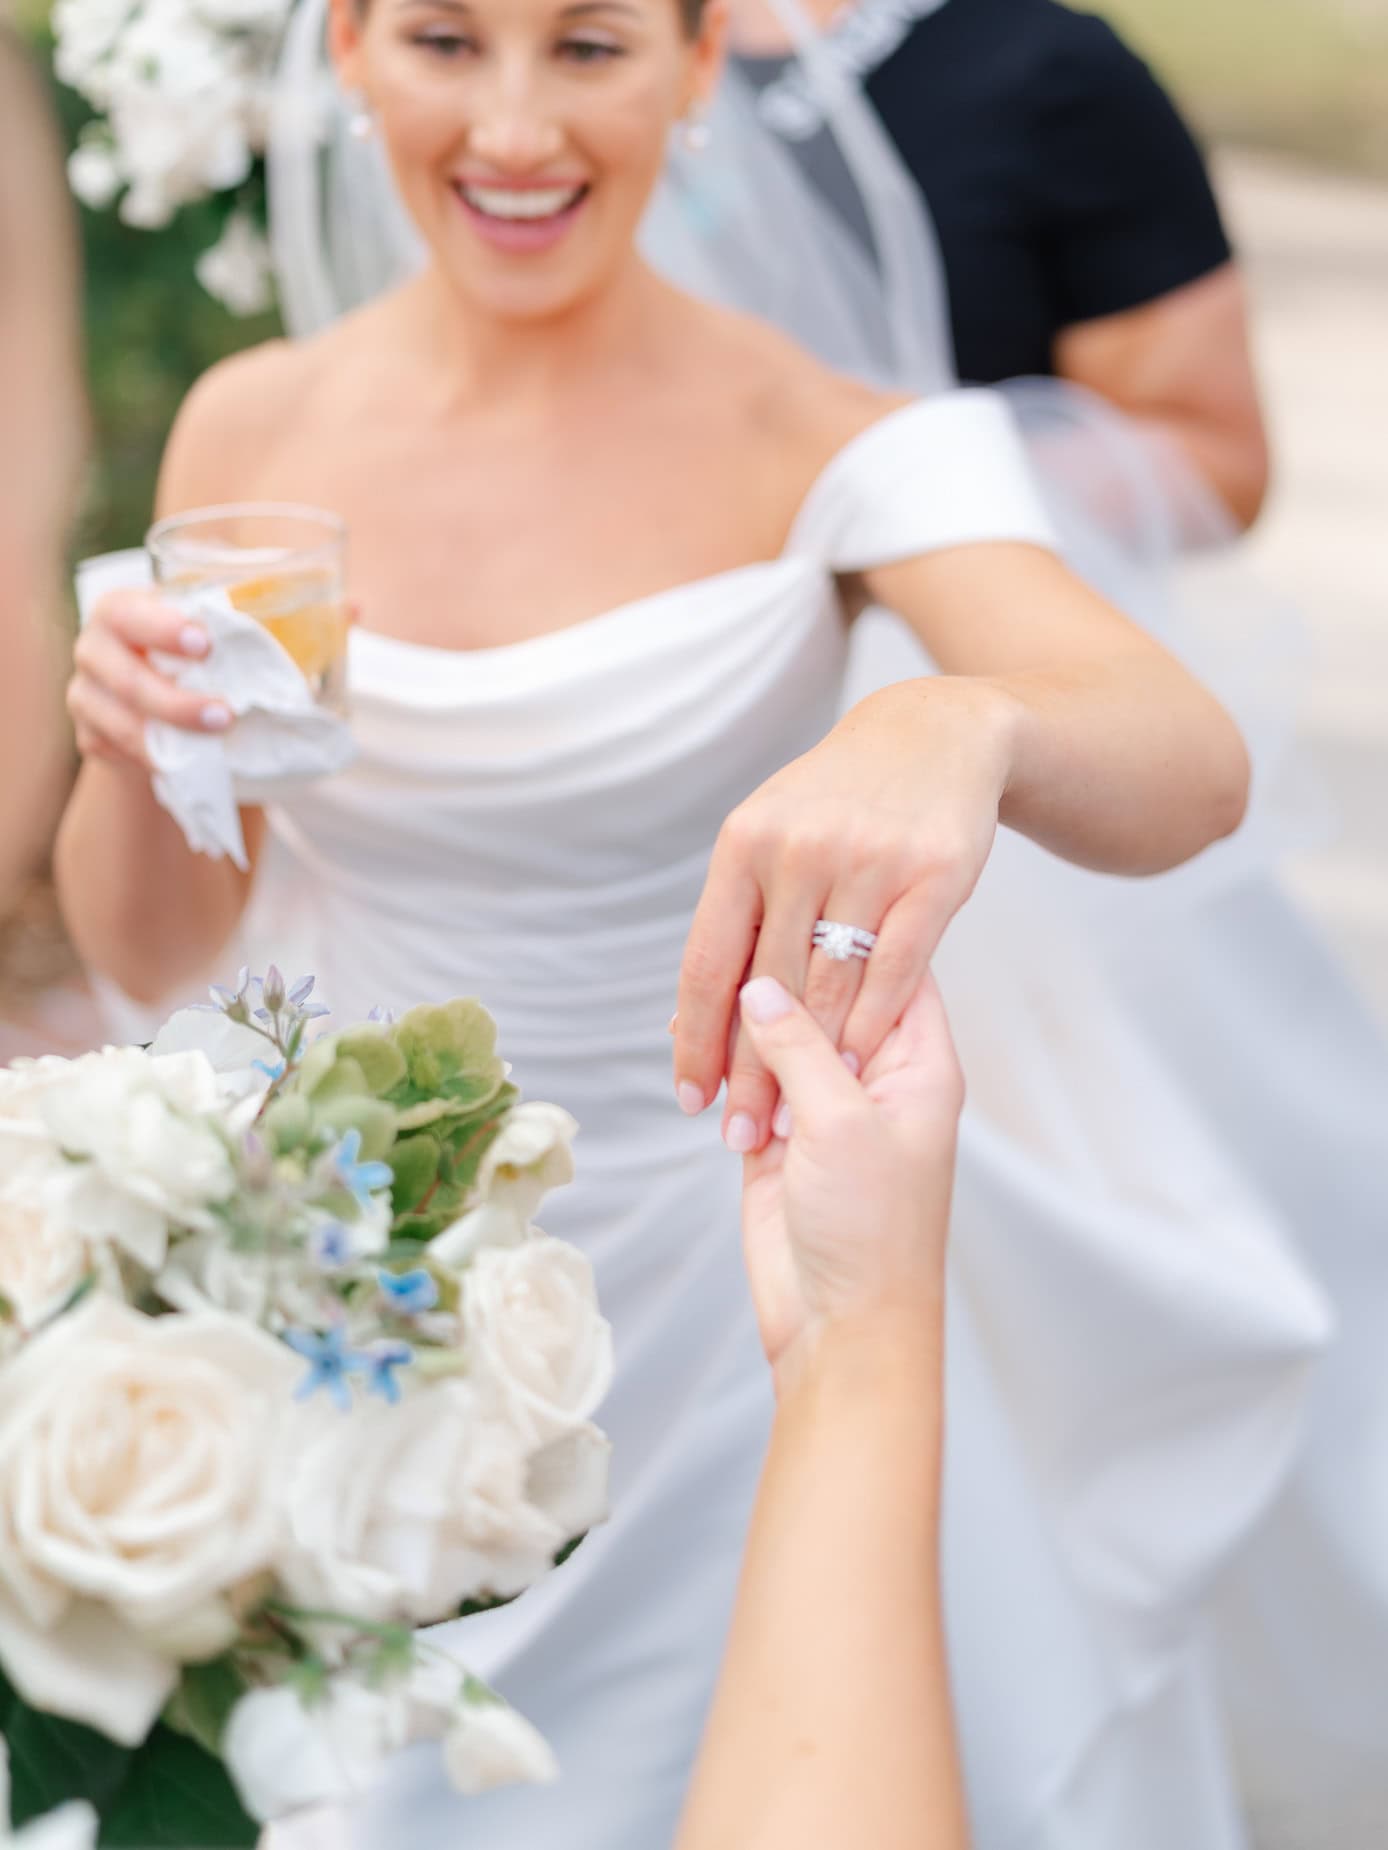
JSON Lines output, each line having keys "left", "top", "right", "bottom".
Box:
{"left": 462, "top": 185, "right": 583, "bottom": 221}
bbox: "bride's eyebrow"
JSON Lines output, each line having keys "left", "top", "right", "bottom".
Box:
{"left": 558, "top": 1, "right": 644, "bottom": 19}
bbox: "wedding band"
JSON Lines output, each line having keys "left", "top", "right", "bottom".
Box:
{"left": 812, "top": 919, "right": 878, "bottom": 962}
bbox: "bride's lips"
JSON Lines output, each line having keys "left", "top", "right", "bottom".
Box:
{"left": 452, "top": 179, "right": 591, "bottom": 254}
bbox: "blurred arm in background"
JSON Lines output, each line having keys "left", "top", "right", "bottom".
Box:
{"left": 0, "top": 27, "right": 85, "bottom": 911}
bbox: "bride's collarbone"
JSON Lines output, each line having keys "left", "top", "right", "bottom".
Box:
{"left": 256, "top": 408, "right": 836, "bottom": 653}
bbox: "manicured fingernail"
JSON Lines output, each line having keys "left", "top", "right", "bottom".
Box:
{"left": 841, "top": 1049, "right": 861, "bottom": 1077}
{"left": 180, "top": 625, "right": 209, "bottom": 657}
{"left": 200, "top": 703, "right": 232, "bottom": 731}
{"left": 677, "top": 1081, "right": 704, "bottom": 1116}
{"left": 772, "top": 1101, "right": 792, "bottom": 1140}
{"left": 740, "top": 977, "right": 792, "bottom": 1025}
{"left": 667, "top": 1013, "right": 678, "bottom": 1036}
{"left": 724, "top": 1112, "right": 758, "bottom": 1154}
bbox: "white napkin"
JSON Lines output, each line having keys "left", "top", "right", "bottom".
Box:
{"left": 76, "top": 550, "right": 357, "bottom": 871}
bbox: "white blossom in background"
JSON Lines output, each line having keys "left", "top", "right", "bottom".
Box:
{"left": 196, "top": 209, "right": 276, "bottom": 315}
{"left": 52, "top": 0, "right": 292, "bottom": 309}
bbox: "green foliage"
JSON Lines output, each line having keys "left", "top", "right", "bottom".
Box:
{"left": 272, "top": 997, "right": 519, "bottom": 1241}
{"left": 0, "top": 1666, "right": 256, "bottom": 1848}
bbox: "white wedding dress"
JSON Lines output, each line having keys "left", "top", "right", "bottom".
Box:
{"left": 235, "top": 393, "right": 1333, "bottom": 1850}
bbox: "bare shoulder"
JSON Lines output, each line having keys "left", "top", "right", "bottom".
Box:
{"left": 680, "top": 301, "right": 912, "bottom": 478}
{"left": 157, "top": 337, "right": 309, "bottom": 513}
{"left": 156, "top": 306, "right": 379, "bottom": 513}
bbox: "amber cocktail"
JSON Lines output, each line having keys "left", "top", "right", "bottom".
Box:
{"left": 147, "top": 504, "right": 349, "bottom": 713}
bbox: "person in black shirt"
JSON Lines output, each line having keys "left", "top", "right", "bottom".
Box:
{"left": 735, "top": 0, "right": 1270, "bottom": 528}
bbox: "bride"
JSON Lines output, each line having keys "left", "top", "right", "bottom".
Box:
{"left": 54, "top": 0, "right": 1320, "bottom": 1845}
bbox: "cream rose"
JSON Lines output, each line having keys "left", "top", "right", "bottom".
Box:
{"left": 443, "top": 1695, "right": 559, "bottom": 1797}
{"left": 430, "top": 1103, "right": 579, "bottom": 1268}
{"left": 477, "top": 1104, "right": 577, "bottom": 1222}
{"left": 0, "top": 1047, "right": 235, "bottom": 1274}
{"left": 462, "top": 1238, "right": 613, "bottom": 1445}
{"left": 0, "top": 1299, "right": 297, "bottom": 1744}
{"left": 276, "top": 1380, "right": 567, "bottom": 1624}
{"left": 222, "top": 1680, "right": 408, "bottom": 1823}
{"left": 0, "top": 1197, "right": 90, "bottom": 1333}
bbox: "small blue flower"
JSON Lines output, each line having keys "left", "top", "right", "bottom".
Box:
{"left": 331, "top": 1129, "right": 394, "bottom": 1210}
{"left": 377, "top": 1268, "right": 439, "bottom": 1316}
{"left": 358, "top": 1340, "right": 415, "bottom": 1405}
{"left": 252, "top": 1058, "right": 286, "bottom": 1083}
{"left": 367, "top": 1005, "right": 396, "bottom": 1025}
{"left": 288, "top": 973, "right": 317, "bottom": 1007}
{"left": 284, "top": 1326, "right": 363, "bottom": 1412}
{"left": 311, "top": 1221, "right": 355, "bottom": 1271}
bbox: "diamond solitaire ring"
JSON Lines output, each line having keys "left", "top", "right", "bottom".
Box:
{"left": 812, "top": 920, "right": 878, "bottom": 962}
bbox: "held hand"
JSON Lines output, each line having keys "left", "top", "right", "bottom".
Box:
{"left": 67, "top": 589, "right": 231, "bottom": 771}
{"left": 674, "top": 679, "right": 1012, "bottom": 1153}
{"left": 736, "top": 972, "right": 963, "bottom": 1382}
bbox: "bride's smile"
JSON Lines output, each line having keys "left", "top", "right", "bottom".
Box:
{"left": 330, "top": 0, "right": 728, "bottom": 319}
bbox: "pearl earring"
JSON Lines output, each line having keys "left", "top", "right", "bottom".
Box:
{"left": 347, "top": 96, "right": 375, "bottom": 142}
{"left": 682, "top": 114, "right": 711, "bottom": 154}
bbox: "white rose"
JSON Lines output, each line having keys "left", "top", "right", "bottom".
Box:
{"left": 277, "top": 1381, "right": 565, "bottom": 1624}
{"left": 0, "top": 1046, "right": 235, "bottom": 1274}
{"left": 51, "top": 1050, "right": 232, "bottom": 1263}
{"left": 0, "top": 1300, "right": 297, "bottom": 1744}
{"left": 526, "top": 1424, "right": 611, "bottom": 1544}
{"left": 443, "top": 1695, "right": 559, "bottom": 1798}
{"left": 222, "top": 1680, "right": 407, "bottom": 1824}
{"left": 0, "top": 1197, "right": 90, "bottom": 1332}
{"left": 0, "top": 1736, "right": 98, "bottom": 1850}
{"left": 462, "top": 1238, "right": 613, "bottom": 1445}
{"left": 477, "top": 1103, "right": 576, "bottom": 1223}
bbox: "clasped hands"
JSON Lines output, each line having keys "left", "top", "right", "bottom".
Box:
{"left": 673, "top": 676, "right": 1011, "bottom": 1159}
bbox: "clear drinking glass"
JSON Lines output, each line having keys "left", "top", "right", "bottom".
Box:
{"left": 146, "top": 503, "right": 349, "bottom": 714}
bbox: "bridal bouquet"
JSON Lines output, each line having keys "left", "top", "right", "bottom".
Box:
{"left": 0, "top": 970, "right": 610, "bottom": 1846}
{"left": 52, "top": 0, "right": 293, "bottom": 313}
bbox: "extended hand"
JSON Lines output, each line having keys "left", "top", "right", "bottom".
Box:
{"left": 735, "top": 971, "right": 963, "bottom": 1384}
{"left": 674, "top": 678, "right": 1010, "bottom": 1153}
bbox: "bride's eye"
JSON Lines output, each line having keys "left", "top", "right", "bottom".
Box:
{"left": 412, "top": 29, "right": 475, "bottom": 56}
{"left": 557, "top": 36, "right": 624, "bottom": 63}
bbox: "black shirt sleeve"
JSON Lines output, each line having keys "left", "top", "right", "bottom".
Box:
{"left": 1030, "top": 9, "right": 1233, "bottom": 328}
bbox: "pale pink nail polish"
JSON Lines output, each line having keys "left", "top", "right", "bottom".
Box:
{"left": 740, "top": 977, "right": 792, "bottom": 1024}
{"left": 180, "top": 625, "right": 210, "bottom": 657}
{"left": 841, "top": 1050, "right": 861, "bottom": 1077}
{"left": 724, "top": 1113, "right": 758, "bottom": 1153}
{"left": 200, "top": 703, "right": 232, "bottom": 731}
{"left": 677, "top": 1081, "right": 704, "bottom": 1116}
{"left": 772, "top": 1101, "right": 792, "bottom": 1140}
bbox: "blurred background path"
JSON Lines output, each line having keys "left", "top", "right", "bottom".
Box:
{"left": 1219, "top": 151, "right": 1388, "bottom": 1025}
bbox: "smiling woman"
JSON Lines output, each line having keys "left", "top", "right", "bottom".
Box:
{"left": 327, "top": 0, "right": 725, "bottom": 318}
{"left": 53, "top": 0, "right": 1262, "bottom": 1843}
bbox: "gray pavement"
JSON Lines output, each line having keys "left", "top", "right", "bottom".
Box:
{"left": 1216, "top": 150, "right": 1388, "bottom": 1025}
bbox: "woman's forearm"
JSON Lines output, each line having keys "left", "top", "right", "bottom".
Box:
{"left": 859, "top": 545, "right": 1250, "bottom": 875}
{"left": 54, "top": 764, "right": 258, "bottom": 1002}
{"left": 676, "top": 1307, "right": 967, "bottom": 1850}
